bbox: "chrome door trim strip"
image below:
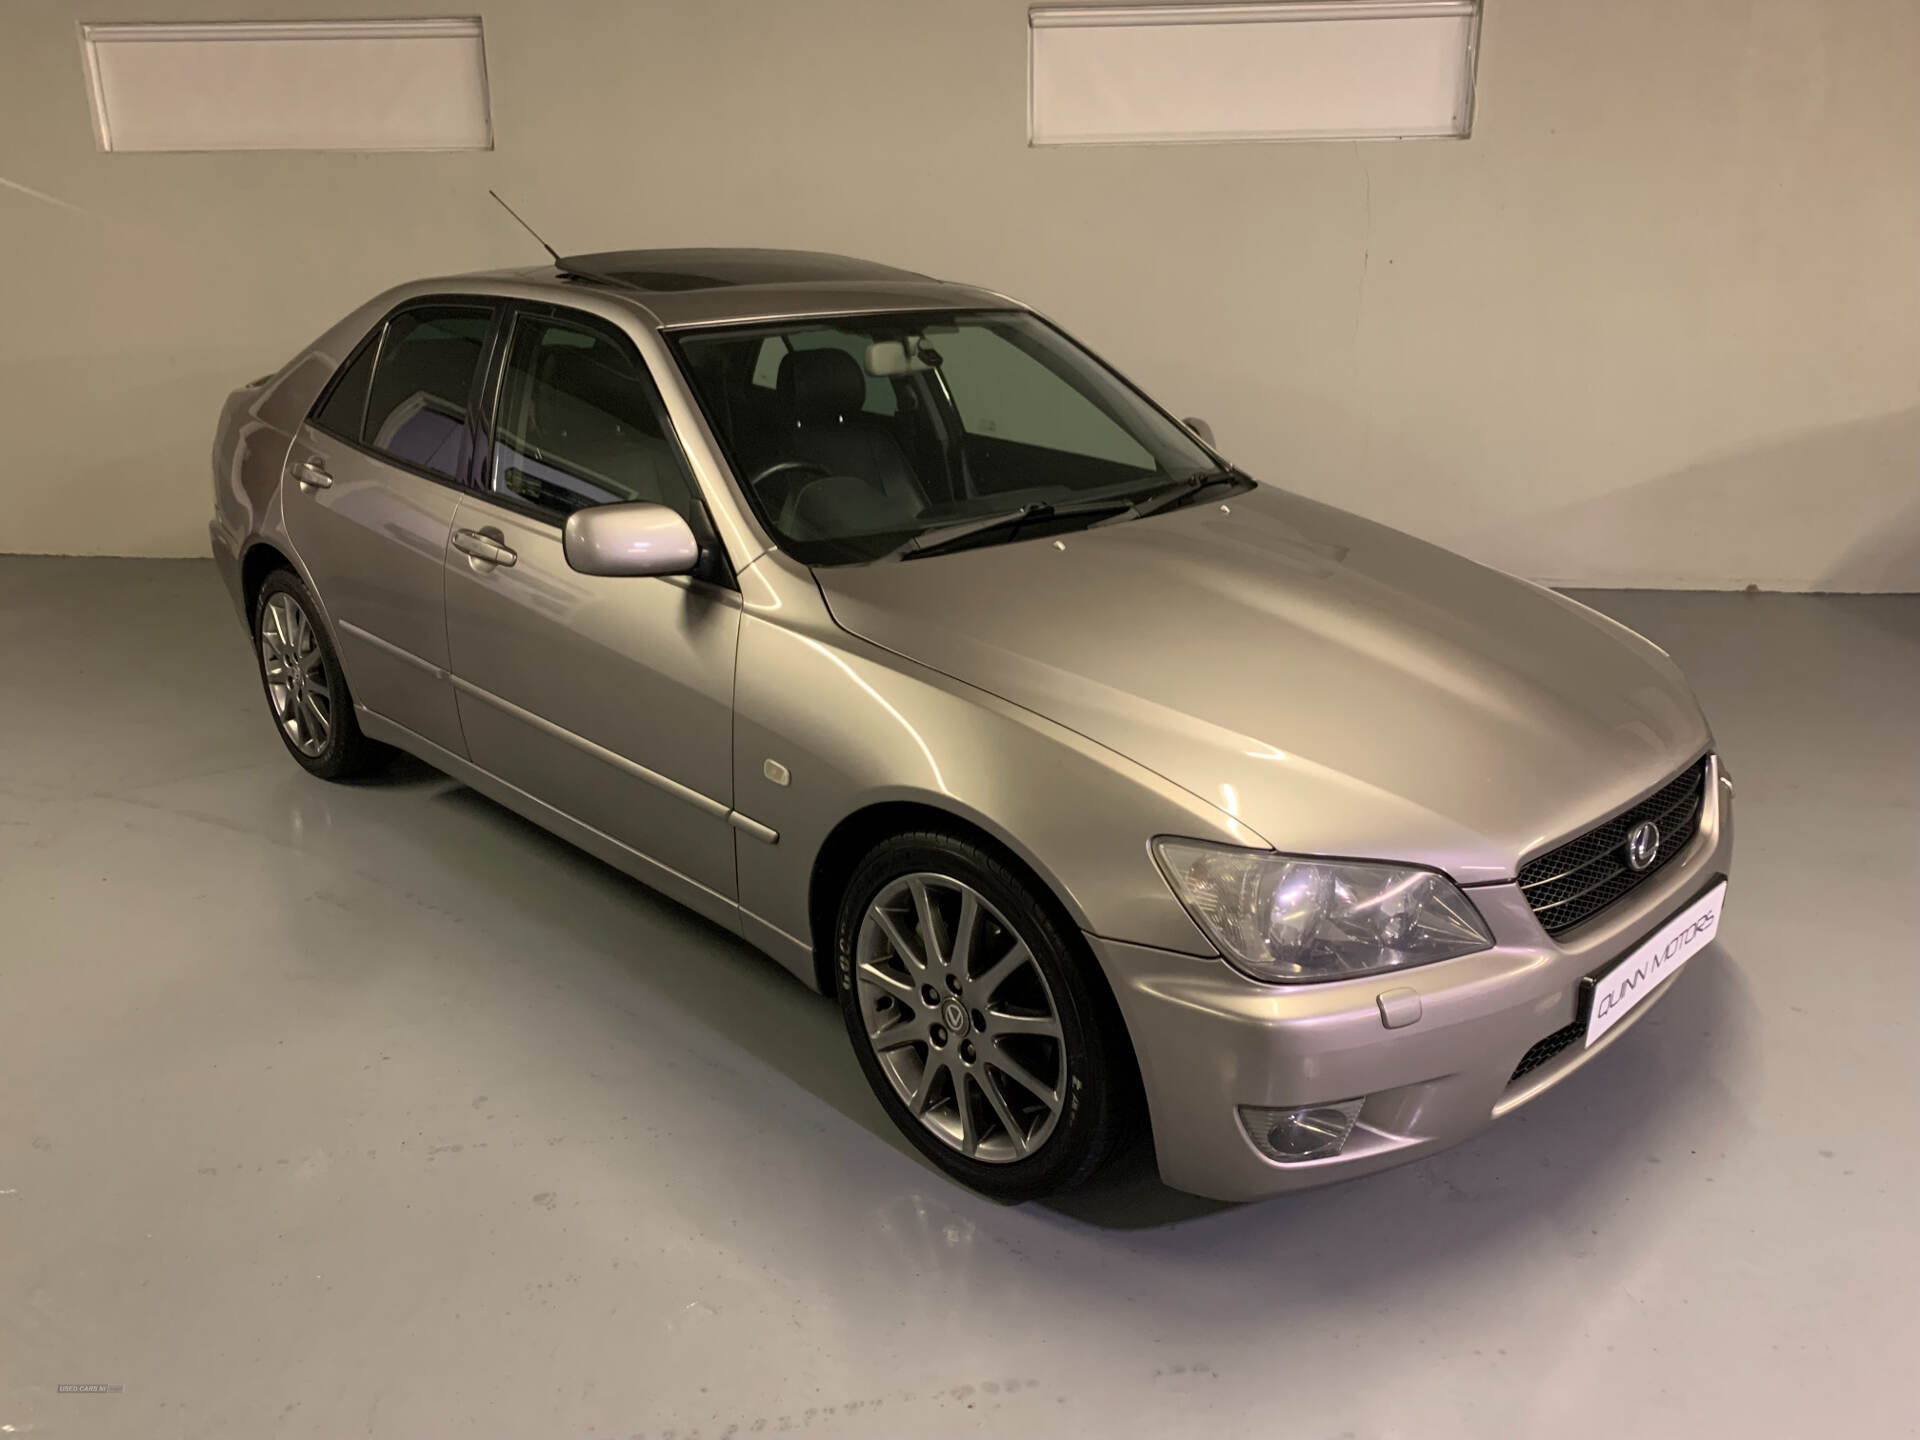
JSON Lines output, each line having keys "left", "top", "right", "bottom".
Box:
{"left": 336, "top": 619, "right": 448, "bottom": 681}
{"left": 449, "top": 675, "right": 776, "bottom": 841}
{"left": 728, "top": 811, "right": 779, "bottom": 845}
{"left": 451, "top": 675, "right": 727, "bottom": 819}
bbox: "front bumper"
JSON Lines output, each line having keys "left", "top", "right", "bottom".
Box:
{"left": 1097, "top": 756, "right": 1733, "bottom": 1202}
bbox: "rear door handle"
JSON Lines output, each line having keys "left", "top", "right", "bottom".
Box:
{"left": 296, "top": 459, "right": 333, "bottom": 490}
{"left": 453, "top": 528, "right": 516, "bottom": 568}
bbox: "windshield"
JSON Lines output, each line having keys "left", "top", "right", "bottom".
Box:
{"left": 668, "top": 310, "right": 1223, "bottom": 564}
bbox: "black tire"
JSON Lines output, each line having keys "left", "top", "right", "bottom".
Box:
{"left": 252, "top": 569, "right": 386, "bottom": 781}
{"left": 834, "top": 830, "right": 1131, "bottom": 1201}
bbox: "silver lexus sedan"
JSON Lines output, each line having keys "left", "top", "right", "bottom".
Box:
{"left": 210, "top": 249, "right": 1732, "bottom": 1202}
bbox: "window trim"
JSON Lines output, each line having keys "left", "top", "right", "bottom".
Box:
{"left": 305, "top": 294, "right": 503, "bottom": 492}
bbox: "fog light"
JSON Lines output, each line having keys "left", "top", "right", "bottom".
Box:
{"left": 1240, "top": 1098, "right": 1365, "bottom": 1164}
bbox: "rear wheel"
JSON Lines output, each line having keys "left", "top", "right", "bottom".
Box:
{"left": 834, "top": 830, "right": 1130, "bottom": 1200}
{"left": 252, "top": 569, "right": 385, "bottom": 781}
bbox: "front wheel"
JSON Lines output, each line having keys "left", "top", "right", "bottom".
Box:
{"left": 834, "top": 831, "right": 1131, "bottom": 1200}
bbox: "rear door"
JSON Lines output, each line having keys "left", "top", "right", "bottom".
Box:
{"left": 283, "top": 300, "right": 497, "bottom": 755}
{"left": 442, "top": 303, "right": 742, "bottom": 911}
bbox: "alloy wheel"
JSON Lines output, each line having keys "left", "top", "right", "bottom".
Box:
{"left": 258, "top": 592, "right": 332, "bottom": 758}
{"left": 854, "top": 873, "right": 1068, "bottom": 1163}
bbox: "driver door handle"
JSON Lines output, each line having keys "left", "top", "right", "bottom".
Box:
{"left": 453, "top": 528, "right": 516, "bottom": 568}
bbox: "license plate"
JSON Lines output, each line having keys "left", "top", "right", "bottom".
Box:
{"left": 1585, "top": 880, "right": 1727, "bottom": 1047}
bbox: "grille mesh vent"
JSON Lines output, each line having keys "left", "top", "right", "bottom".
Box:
{"left": 1509, "top": 1021, "right": 1584, "bottom": 1083}
{"left": 1517, "top": 759, "right": 1708, "bottom": 938}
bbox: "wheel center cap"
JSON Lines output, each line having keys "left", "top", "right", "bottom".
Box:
{"left": 941, "top": 998, "right": 969, "bottom": 1035}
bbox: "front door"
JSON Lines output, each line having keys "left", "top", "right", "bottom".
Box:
{"left": 283, "top": 300, "right": 496, "bottom": 755}
{"left": 442, "top": 305, "right": 742, "bottom": 910}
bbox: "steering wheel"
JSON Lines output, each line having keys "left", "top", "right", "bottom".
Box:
{"left": 747, "top": 459, "right": 832, "bottom": 497}
{"left": 746, "top": 460, "right": 835, "bottom": 533}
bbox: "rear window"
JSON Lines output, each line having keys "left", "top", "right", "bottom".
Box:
{"left": 311, "top": 338, "right": 375, "bottom": 440}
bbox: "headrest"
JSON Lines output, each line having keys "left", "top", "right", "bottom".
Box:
{"left": 778, "top": 347, "right": 865, "bottom": 422}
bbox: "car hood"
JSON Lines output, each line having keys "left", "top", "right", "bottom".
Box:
{"left": 813, "top": 485, "right": 1710, "bottom": 884}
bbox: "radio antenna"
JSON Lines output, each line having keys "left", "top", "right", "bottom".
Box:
{"left": 489, "top": 189, "right": 564, "bottom": 268}
{"left": 486, "top": 191, "right": 633, "bottom": 291}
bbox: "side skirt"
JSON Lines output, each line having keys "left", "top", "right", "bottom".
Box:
{"left": 357, "top": 705, "right": 819, "bottom": 986}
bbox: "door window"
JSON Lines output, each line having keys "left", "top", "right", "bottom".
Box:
{"left": 359, "top": 305, "right": 492, "bottom": 481}
{"left": 487, "top": 313, "right": 703, "bottom": 525}
{"left": 307, "top": 303, "right": 491, "bottom": 480}
{"left": 309, "top": 303, "right": 491, "bottom": 484}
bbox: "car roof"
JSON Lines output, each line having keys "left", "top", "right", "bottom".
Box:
{"left": 456, "top": 248, "right": 1018, "bottom": 329}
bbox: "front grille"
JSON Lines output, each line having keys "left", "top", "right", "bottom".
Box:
{"left": 1518, "top": 758, "right": 1709, "bottom": 938}
{"left": 1509, "top": 1021, "right": 1583, "bottom": 1083}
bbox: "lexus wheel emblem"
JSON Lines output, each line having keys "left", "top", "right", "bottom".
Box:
{"left": 1625, "top": 820, "right": 1661, "bottom": 872}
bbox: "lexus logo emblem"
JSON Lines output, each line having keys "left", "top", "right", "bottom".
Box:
{"left": 1625, "top": 820, "right": 1661, "bottom": 872}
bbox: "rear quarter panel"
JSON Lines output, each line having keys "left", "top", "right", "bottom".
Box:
{"left": 208, "top": 289, "right": 417, "bottom": 624}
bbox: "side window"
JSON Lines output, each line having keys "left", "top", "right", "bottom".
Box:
{"left": 360, "top": 304, "right": 492, "bottom": 481}
{"left": 311, "top": 332, "right": 378, "bottom": 440}
{"left": 934, "top": 324, "right": 1151, "bottom": 468}
{"left": 488, "top": 312, "right": 703, "bottom": 526}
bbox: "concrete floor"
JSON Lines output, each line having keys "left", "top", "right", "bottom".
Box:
{"left": 1, "top": 557, "right": 1915, "bottom": 1439}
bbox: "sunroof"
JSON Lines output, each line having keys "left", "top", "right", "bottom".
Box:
{"left": 559, "top": 249, "right": 924, "bottom": 293}
{"left": 593, "top": 269, "right": 729, "bottom": 292}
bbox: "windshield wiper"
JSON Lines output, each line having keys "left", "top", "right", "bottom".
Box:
{"left": 1091, "top": 469, "right": 1248, "bottom": 527}
{"left": 880, "top": 472, "right": 1245, "bottom": 561}
{"left": 884, "top": 495, "right": 1132, "bottom": 561}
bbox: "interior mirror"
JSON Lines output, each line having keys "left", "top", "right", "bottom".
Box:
{"left": 1182, "top": 416, "right": 1216, "bottom": 448}
{"left": 865, "top": 338, "right": 937, "bottom": 376}
{"left": 563, "top": 502, "right": 700, "bottom": 578}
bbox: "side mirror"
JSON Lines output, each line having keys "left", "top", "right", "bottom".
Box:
{"left": 1182, "top": 416, "right": 1216, "bottom": 448}
{"left": 563, "top": 502, "right": 700, "bottom": 578}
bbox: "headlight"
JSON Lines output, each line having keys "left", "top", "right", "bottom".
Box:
{"left": 1151, "top": 839, "right": 1495, "bottom": 984}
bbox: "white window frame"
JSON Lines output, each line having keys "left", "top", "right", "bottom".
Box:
{"left": 1028, "top": 1, "right": 1483, "bottom": 147}
{"left": 79, "top": 18, "right": 493, "bottom": 153}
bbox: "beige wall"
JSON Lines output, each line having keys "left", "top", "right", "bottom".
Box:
{"left": 3, "top": 0, "right": 1915, "bottom": 588}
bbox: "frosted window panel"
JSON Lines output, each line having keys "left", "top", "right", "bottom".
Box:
{"left": 82, "top": 19, "right": 492, "bottom": 153}
{"left": 1030, "top": 2, "right": 1480, "bottom": 145}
